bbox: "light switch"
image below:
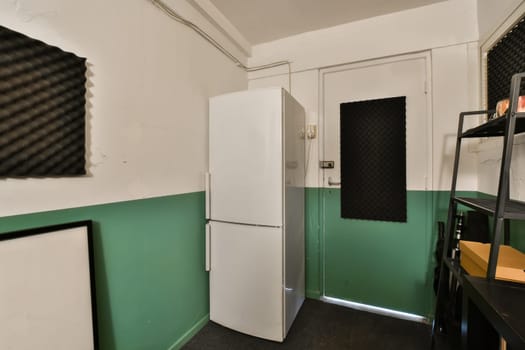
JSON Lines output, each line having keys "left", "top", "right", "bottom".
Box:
{"left": 306, "top": 124, "right": 317, "bottom": 139}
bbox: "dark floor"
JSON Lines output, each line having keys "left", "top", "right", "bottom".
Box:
{"left": 184, "top": 299, "right": 453, "bottom": 349}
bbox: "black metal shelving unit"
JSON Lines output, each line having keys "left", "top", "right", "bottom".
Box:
{"left": 432, "top": 72, "right": 525, "bottom": 349}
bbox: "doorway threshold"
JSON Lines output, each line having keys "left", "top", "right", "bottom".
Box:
{"left": 320, "top": 296, "right": 429, "bottom": 324}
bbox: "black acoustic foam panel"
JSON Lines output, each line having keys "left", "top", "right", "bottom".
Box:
{"left": 487, "top": 17, "right": 525, "bottom": 109}
{"left": 0, "top": 25, "right": 87, "bottom": 176}
{"left": 340, "top": 96, "right": 407, "bottom": 222}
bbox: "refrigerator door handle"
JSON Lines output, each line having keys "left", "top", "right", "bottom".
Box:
{"left": 205, "top": 223, "right": 211, "bottom": 271}
{"left": 205, "top": 172, "right": 211, "bottom": 220}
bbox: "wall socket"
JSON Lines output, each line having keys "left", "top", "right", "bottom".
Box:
{"left": 306, "top": 124, "right": 317, "bottom": 139}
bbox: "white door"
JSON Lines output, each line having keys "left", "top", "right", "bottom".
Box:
{"left": 209, "top": 88, "right": 283, "bottom": 227}
{"left": 320, "top": 53, "right": 432, "bottom": 304}
{"left": 321, "top": 55, "right": 431, "bottom": 190}
{"left": 209, "top": 221, "right": 283, "bottom": 342}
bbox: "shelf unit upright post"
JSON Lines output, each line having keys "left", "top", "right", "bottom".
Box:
{"left": 432, "top": 72, "right": 525, "bottom": 346}
{"left": 431, "top": 109, "right": 492, "bottom": 342}
{"left": 488, "top": 73, "right": 524, "bottom": 278}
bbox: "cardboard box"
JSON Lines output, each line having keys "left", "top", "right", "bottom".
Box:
{"left": 460, "top": 240, "right": 525, "bottom": 283}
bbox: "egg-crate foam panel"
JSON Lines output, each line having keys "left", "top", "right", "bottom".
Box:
{"left": 340, "top": 96, "right": 407, "bottom": 222}
{"left": 487, "top": 16, "right": 525, "bottom": 109}
{"left": 0, "top": 25, "right": 87, "bottom": 176}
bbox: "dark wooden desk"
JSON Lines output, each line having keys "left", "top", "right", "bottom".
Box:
{"left": 462, "top": 276, "right": 525, "bottom": 350}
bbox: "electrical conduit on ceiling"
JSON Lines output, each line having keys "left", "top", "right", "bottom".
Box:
{"left": 148, "top": 0, "right": 292, "bottom": 92}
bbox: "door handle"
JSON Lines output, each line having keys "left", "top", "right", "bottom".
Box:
{"left": 205, "top": 223, "right": 211, "bottom": 271}
{"left": 205, "top": 172, "right": 211, "bottom": 220}
{"left": 328, "top": 177, "right": 341, "bottom": 186}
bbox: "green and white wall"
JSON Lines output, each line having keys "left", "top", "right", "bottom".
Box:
{"left": 0, "top": 0, "right": 246, "bottom": 349}
{"left": 248, "top": 0, "right": 525, "bottom": 319}
{"left": 248, "top": 0, "right": 482, "bottom": 319}
{"left": 2, "top": 0, "right": 525, "bottom": 348}
{"left": 476, "top": 0, "right": 525, "bottom": 252}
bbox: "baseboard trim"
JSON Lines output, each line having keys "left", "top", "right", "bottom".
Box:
{"left": 167, "top": 313, "right": 209, "bottom": 350}
{"left": 320, "top": 296, "right": 429, "bottom": 324}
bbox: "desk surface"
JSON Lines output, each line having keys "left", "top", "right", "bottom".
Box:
{"left": 463, "top": 276, "right": 525, "bottom": 348}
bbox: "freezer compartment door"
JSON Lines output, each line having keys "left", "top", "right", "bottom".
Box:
{"left": 209, "top": 89, "right": 283, "bottom": 226}
{"left": 209, "top": 221, "right": 284, "bottom": 342}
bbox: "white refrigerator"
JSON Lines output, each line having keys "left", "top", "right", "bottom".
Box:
{"left": 205, "top": 88, "right": 305, "bottom": 342}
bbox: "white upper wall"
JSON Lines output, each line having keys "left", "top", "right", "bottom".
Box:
{"left": 477, "top": 0, "right": 524, "bottom": 43}
{"left": 248, "top": 0, "right": 481, "bottom": 191}
{"left": 248, "top": 0, "right": 478, "bottom": 74}
{"left": 432, "top": 43, "right": 481, "bottom": 191}
{"left": 476, "top": 0, "right": 525, "bottom": 197}
{"left": 0, "top": 0, "right": 247, "bottom": 217}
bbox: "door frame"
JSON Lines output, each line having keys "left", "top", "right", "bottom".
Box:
{"left": 317, "top": 51, "right": 434, "bottom": 299}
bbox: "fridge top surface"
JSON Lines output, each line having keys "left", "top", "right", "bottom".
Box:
{"left": 210, "top": 87, "right": 283, "bottom": 101}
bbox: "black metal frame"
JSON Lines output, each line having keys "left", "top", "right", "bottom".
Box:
{"left": 461, "top": 276, "right": 525, "bottom": 350}
{"left": 432, "top": 72, "right": 525, "bottom": 348}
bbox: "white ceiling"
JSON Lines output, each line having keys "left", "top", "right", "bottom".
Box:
{"left": 209, "top": 0, "right": 448, "bottom": 45}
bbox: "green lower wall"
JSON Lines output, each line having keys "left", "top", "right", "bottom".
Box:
{"left": 0, "top": 192, "right": 208, "bottom": 350}
{"left": 305, "top": 188, "right": 478, "bottom": 318}
{"left": 1, "top": 187, "right": 486, "bottom": 347}
{"left": 511, "top": 221, "right": 525, "bottom": 251}
{"left": 305, "top": 188, "right": 322, "bottom": 299}
{"left": 477, "top": 192, "right": 525, "bottom": 252}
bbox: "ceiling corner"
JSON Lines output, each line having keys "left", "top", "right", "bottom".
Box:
{"left": 187, "top": 0, "right": 252, "bottom": 57}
